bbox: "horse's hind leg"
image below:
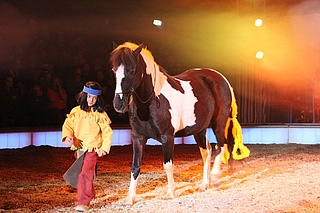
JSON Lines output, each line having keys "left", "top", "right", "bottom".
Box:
{"left": 211, "top": 139, "right": 226, "bottom": 176}
{"left": 125, "top": 132, "right": 146, "bottom": 205}
{"left": 161, "top": 135, "right": 176, "bottom": 198}
{"left": 210, "top": 120, "right": 228, "bottom": 186}
{"left": 194, "top": 130, "right": 212, "bottom": 191}
{"left": 226, "top": 120, "right": 235, "bottom": 173}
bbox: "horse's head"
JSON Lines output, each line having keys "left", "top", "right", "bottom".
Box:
{"left": 110, "top": 42, "right": 145, "bottom": 113}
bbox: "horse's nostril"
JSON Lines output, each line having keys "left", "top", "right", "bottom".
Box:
{"left": 113, "top": 95, "right": 127, "bottom": 113}
{"left": 119, "top": 101, "right": 124, "bottom": 110}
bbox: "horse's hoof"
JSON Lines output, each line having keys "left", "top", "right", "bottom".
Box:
{"left": 210, "top": 174, "right": 221, "bottom": 188}
{"left": 167, "top": 192, "right": 175, "bottom": 199}
{"left": 161, "top": 193, "right": 175, "bottom": 200}
{"left": 211, "top": 180, "right": 221, "bottom": 188}
{"left": 124, "top": 196, "right": 135, "bottom": 205}
{"left": 198, "top": 183, "right": 209, "bottom": 192}
{"left": 166, "top": 189, "right": 176, "bottom": 199}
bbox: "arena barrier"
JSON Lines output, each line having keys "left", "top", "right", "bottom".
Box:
{"left": 0, "top": 124, "right": 320, "bottom": 149}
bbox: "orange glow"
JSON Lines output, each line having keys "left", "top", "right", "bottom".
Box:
{"left": 158, "top": 1, "right": 320, "bottom": 93}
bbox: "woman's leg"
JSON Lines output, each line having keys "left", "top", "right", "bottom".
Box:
{"left": 77, "top": 151, "right": 98, "bottom": 206}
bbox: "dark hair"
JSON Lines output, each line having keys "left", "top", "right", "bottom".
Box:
{"left": 77, "top": 81, "right": 105, "bottom": 113}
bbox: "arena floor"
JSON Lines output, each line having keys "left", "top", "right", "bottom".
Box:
{"left": 0, "top": 143, "right": 319, "bottom": 212}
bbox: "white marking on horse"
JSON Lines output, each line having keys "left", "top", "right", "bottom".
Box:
{"left": 115, "top": 42, "right": 168, "bottom": 96}
{"left": 211, "top": 144, "right": 227, "bottom": 175}
{"left": 129, "top": 43, "right": 198, "bottom": 132}
{"left": 160, "top": 79, "right": 198, "bottom": 133}
{"left": 199, "top": 139, "right": 212, "bottom": 190}
{"left": 163, "top": 160, "right": 176, "bottom": 198}
{"left": 126, "top": 172, "right": 138, "bottom": 205}
{"left": 115, "top": 64, "right": 125, "bottom": 99}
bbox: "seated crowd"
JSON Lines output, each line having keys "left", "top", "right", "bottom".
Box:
{"left": 0, "top": 35, "right": 129, "bottom": 128}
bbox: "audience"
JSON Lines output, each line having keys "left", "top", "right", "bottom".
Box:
{"left": 1, "top": 32, "right": 311, "bottom": 127}
{"left": 0, "top": 33, "right": 183, "bottom": 128}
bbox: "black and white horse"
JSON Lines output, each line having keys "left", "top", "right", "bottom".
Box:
{"left": 110, "top": 42, "right": 250, "bottom": 204}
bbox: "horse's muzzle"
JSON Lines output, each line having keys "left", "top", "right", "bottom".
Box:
{"left": 113, "top": 94, "right": 128, "bottom": 113}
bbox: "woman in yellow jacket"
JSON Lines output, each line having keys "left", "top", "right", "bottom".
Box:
{"left": 62, "top": 81, "right": 113, "bottom": 212}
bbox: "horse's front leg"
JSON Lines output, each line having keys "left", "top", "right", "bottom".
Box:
{"left": 161, "top": 135, "right": 176, "bottom": 198}
{"left": 125, "top": 132, "right": 146, "bottom": 205}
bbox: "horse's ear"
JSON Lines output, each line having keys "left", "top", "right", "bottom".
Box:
{"left": 112, "top": 41, "right": 118, "bottom": 49}
{"left": 133, "top": 43, "right": 144, "bottom": 56}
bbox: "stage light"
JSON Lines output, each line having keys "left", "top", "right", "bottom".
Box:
{"left": 153, "top": 19, "right": 162, "bottom": 27}
{"left": 255, "top": 19, "right": 263, "bottom": 27}
{"left": 256, "top": 51, "right": 264, "bottom": 59}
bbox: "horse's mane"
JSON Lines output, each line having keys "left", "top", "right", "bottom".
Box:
{"left": 111, "top": 42, "right": 184, "bottom": 95}
{"left": 111, "top": 42, "right": 156, "bottom": 72}
{"left": 110, "top": 43, "right": 136, "bottom": 69}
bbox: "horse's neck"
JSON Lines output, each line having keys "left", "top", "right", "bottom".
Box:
{"left": 149, "top": 63, "right": 167, "bottom": 97}
{"left": 139, "top": 68, "right": 154, "bottom": 93}
{"left": 141, "top": 52, "right": 168, "bottom": 97}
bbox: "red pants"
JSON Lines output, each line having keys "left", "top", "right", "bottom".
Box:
{"left": 77, "top": 151, "right": 98, "bottom": 206}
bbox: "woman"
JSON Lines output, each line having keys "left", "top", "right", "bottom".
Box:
{"left": 62, "top": 81, "right": 113, "bottom": 212}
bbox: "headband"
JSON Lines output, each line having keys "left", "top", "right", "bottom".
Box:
{"left": 83, "top": 86, "right": 101, "bottom": 95}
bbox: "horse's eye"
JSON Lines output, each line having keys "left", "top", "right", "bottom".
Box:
{"left": 125, "top": 67, "right": 135, "bottom": 75}
{"left": 130, "top": 68, "right": 136, "bottom": 74}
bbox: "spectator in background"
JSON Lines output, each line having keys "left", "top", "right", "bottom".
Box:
{"left": 71, "top": 51, "right": 86, "bottom": 68}
{"left": 25, "top": 82, "right": 49, "bottom": 127}
{"left": 7, "top": 69, "right": 25, "bottom": 97}
{"left": 92, "top": 43, "right": 109, "bottom": 72}
{"left": 23, "top": 53, "right": 42, "bottom": 91}
{"left": 0, "top": 75, "right": 27, "bottom": 127}
{"left": 12, "top": 59, "right": 24, "bottom": 79}
{"left": 81, "top": 63, "right": 93, "bottom": 82}
{"left": 94, "top": 70, "right": 108, "bottom": 102}
{"left": 47, "top": 77, "right": 68, "bottom": 126}
{"left": 26, "top": 52, "right": 39, "bottom": 72}
{"left": 60, "top": 49, "right": 72, "bottom": 65}
{"left": 65, "top": 66, "right": 85, "bottom": 109}
{"left": 39, "top": 69, "right": 53, "bottom": 92}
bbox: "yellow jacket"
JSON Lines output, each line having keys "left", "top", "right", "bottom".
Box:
{"left": 62, "top": 106, "right": 113, "bottom": 153}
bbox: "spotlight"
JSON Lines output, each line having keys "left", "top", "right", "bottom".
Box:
{"left": 256, "top": 51, "right": 264, "bottom": 59}
{"left": 153, "top": 19, "right": 162, "bottom": 27}
{"left": 255, "top": 19, "right": 263, "bottom": 27}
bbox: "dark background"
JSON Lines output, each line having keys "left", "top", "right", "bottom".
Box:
{"left": 0, "top": 0, "right": 319, "bottom": 127}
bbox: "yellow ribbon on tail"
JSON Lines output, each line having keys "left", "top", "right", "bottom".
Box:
{"left": 217, "top": 89, "right": 250, "bottom": 164}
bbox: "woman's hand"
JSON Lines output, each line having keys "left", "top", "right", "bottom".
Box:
{"left": 97, "top": 149, "right": 106, "bottom": 157}
{"left": 63, "top": 136, "right": 73, "bottom": 147}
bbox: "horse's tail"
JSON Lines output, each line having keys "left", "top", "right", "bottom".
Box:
{"left": 221, "top": 87, "right": 250, "bottom": 164}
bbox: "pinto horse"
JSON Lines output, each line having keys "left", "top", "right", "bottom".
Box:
{"left": 110, "top": 42, "right": 250, "bottom": 205}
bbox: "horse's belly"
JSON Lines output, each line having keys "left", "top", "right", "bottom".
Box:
{"left": 160, "top": 80, "right": 198, "bottom": 134}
